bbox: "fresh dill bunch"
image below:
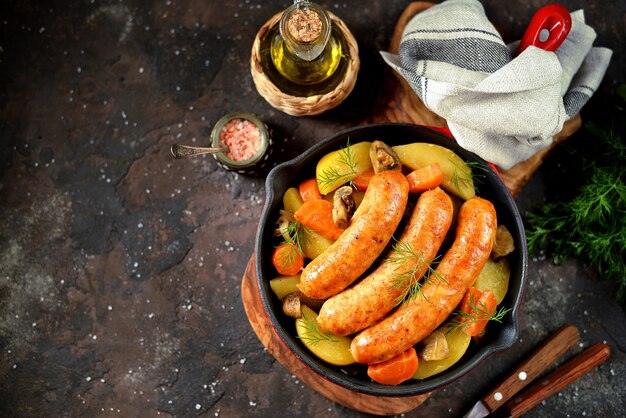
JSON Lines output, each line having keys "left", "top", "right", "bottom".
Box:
{"left": 526, "top": 87, "right": 626, "bottom": 303}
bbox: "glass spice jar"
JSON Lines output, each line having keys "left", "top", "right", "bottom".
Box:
{"left": 210, "top": 112, "right": 271, "bottom": 174}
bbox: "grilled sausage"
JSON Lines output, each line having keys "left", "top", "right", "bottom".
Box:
{"left": 317, "top": 187, "right": 454, "bottom": 336}
{"left": 351, "top": 196, "right": 497, "bottom": 365}
{"left": 298, "top": 170, "right": 409, "bottom": 300}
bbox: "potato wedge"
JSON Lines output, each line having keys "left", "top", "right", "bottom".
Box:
{"left": 296, "top": 305, "right": 355, "bottom": 366}
{"left": 269, "top": 275, "right": 301, "bottom": 300}
{"left": 412, "top": 327, "right": 471, "bottom": 380}
{"left": 392, "top": 143, "right": 475, "bottom": 200}
{"left": 283, "top": 187, "right": 304, "bottom": 213}
{"left": 301, "top": 229, "right": 334, "bottom": 259}
{"left": 270, "top": 276, "right": 325, "bottom": 310}
{"left": 316, "top": 141, "right": 372, "bottom": 195}
{"left": 473, "top": 258, "right": 510, "bottom": 304}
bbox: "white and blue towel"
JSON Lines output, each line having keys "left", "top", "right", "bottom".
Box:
{"left": 380, "top": 0, "right": 612, "bottom": 169}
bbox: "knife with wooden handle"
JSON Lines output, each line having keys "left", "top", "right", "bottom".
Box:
{"left": 463, "top": 324, "right": 580, "bottom": 418}
{"left": 503, "top": 342, "right": 611, "bottom": 417}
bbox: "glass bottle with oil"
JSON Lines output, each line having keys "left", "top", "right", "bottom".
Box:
{"left": 260, "top": 0, "right": 350, "bottom": 96}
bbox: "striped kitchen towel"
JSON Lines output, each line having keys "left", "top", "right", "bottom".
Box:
{"left": 380, "top": 0, "right": 612, "bottom": 169}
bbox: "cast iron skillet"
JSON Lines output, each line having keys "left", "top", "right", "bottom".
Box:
{"left": 255, "top": 123, "right": 528, "bottom": 397}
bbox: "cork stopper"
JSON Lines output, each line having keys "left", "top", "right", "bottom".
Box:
{"left": 286, "top": 9, "right": 323, "bottom": 43}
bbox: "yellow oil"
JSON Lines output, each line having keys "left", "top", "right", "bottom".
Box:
{"left": 260, "top": 24, "right": 350, "bottom": 97}
{"left": 271, "top": 28, "right": 342, "bottom": 85}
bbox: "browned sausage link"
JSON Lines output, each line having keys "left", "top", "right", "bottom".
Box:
{"left": 298, "top": 170, "right": 409, "bottom": 300}
{"left": 317, "top": 187, "right": 454, "bottom": 336}
{"left": 351, "top": 197, "right": 497, "bottom": 365}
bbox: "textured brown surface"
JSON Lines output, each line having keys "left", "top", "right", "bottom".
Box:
{"left": 1, "top": 1, "right": 624, "bottom": 417}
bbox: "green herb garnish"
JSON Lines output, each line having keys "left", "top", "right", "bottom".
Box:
{"left": 386, "top": 240, "right": 445, "bottom": 306}
{"left": 298, "top": 310, "right": 338, "bottom": 346}
{"left": 450, "top": 159, "right": 488, "bottom": 194}
{"left": 282, "top": 219, "right": 310, "bottom": 254}
{"left": 525, "top": 86, "right": 626, "bottom": 303}
{"left": 317, "top": 140, "right": 357, "bottom": 191}
{"left": 447, "top": 294, "right": 511, "bottom": 335}
{"left": 274, "top": 212, "right": 310, "bottom": 271}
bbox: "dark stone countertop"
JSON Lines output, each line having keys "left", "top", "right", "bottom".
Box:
{"left": 1, "top": 1, "right": 624, "bottom": 417}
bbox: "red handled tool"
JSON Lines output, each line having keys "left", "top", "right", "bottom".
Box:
{"left": 515, "top": 3, "right": 572, "bottom": 56}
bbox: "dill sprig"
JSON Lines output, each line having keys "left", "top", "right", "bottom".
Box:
{"left": 526, "top": 87, "right": 626, "bottom": 303}
{"left": 282, "top": 220, "right": 310, "bottom": 255}
{"left": 274, "top": 214, "right": 310, "bottom": 271}
{"left": 297, "top": 310, "right": 338, "bottom": 346}
{"left": 447, "top": 295, "right": 511, "bottom": 335}
{"left": 450, "top": 159, "right": 488, "bottom": 194}
{"left": 316, "top": 140, "right": 357, "bottom": 191}
{"left": 386, "top": 240, "right": 445, "bottom": 306}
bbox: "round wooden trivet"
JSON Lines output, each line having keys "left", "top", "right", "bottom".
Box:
{"left": 241, "top": 254, "right": 431, "bottom": 416}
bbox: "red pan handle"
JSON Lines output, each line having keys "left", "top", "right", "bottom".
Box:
{"left": 515, "top": 3, "right": 572, "bottom": 56}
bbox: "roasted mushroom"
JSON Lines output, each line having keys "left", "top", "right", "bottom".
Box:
{"left": 370, "top": 140, "right": 402, "bottom": 173}
{"left": 332, "top": 186, "right": 356, "bottom": 229}
{"left": 491, "top": 224, "right": 515, "bottom": 259}
{"left": 275, "top": 210, "right": 297, "bottom": 242}
{"left": 282, "top": 292, "right": 302, "bottom": 319}
{"left": 418, "top": 329, "right": 450, "bottom": 361}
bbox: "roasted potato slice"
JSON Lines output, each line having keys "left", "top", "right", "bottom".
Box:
{"left": 316, "top": 141, "right": 372, "bottom": 195}
{"left": 474, "top": 258, "right": 510, "bottom": 304}
{"left": 296, "top": 305, "right": 355, "bottom": 366}
{"left": 393, "top": 143, "right": 475, "bottom": 200}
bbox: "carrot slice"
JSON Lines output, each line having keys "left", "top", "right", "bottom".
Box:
{"left": 406, "top": 163, "right": 443, "bottom": 193}
{"left": 352, "top": 167, "right": 375, "bottom": 191}
{"left": 299, "top": 178, "right": 323, "bottom": 202}
{"left": 458, "top": 288, "right": 498, "bottom": 337}
{"left": 367, "top": 347, "right": 419, "bottom": 385}
{"left": 272, "top": 242, "right": 305, "bottom": 276}
{"left": 294, "top": 199, "right": 345, "bottom": 240}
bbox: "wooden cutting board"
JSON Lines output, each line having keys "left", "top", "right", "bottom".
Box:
{"left": 241, "top": 2, "right": 581, "bottom": 415}
{"left": 365, "top": 2, "right": 581, "bottom": 197}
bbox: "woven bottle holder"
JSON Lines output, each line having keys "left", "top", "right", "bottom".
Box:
{"left": 251, "top": 11, "right": 360, "bottom": 117}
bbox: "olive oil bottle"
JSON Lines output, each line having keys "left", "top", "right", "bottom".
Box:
{"left": 260, "top": 0, "right": 350, "bottom": 97}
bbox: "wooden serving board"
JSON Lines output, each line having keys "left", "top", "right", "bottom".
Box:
{"left": 241, "top": 2, "right": 582, "bottom": 415}
{"left": 241, "top": 255, "right": 431, "bottom": 416}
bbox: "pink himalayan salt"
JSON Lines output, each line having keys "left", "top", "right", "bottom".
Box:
{"left": 219, "top": 118, "right": 262, "bottom": 162}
